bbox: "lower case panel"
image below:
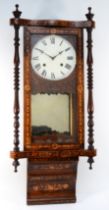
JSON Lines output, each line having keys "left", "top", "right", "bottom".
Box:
{"left": 27, "top": 158, "right": 78, "bottom": 205}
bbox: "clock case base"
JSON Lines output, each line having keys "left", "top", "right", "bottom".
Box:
{"left": 27, "top": 158, "right": 78, "bottom": 205}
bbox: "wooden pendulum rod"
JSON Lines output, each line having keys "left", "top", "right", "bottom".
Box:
{"left": 86, "top": 7, "right": 95, "bottom": 169}
{"left": 12, "top": 5, "right": 22, "bottom": 172}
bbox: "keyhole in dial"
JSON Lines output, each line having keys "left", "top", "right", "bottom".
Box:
{"left": 43, "top": 63, "right": 46, "bottom": 67}
{"left": 60, "top": 63, "right": 63, "bottom": 67}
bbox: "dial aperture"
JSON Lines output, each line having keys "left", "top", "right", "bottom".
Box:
{"left": 31, "top": 35, "right": 76, "bottom": 81}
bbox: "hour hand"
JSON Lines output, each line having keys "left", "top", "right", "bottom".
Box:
{"left": 52, "top": 50, "right": 64, "bottom": 59}
{"left": 53, "top": 47, "right": 71, "bottom": 59}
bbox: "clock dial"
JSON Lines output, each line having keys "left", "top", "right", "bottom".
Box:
{"left": 31, "top": 35, "right": 76, "bottom": 81}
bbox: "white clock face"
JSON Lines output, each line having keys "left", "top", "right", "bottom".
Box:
{"left": 31, "top": 35, "right": 76, "bottom": 81}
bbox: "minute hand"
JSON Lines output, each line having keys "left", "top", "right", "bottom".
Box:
{"left": 35, "top": 48, "right": 53, "bottom": 59}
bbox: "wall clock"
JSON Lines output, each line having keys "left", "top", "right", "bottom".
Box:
{"left": 10, "top": 5, "right": 96, "bottom": 205}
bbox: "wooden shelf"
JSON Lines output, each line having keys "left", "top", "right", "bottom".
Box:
{"left": 10, "top": 149, "right": 96, "bottom": 160}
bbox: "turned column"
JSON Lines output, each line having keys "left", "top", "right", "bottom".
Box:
{"left": 86, "top": 7, "right": 95, "bottom": 169}
{"left": 12, "top": 5, "right": 22, "bottom": 172}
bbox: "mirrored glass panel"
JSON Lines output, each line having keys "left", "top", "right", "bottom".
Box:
{"left": 31, "top": 94, "right": 73, "bottom": 144}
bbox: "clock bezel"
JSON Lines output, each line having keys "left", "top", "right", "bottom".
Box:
{"left": 31, "top": 34, "right": 77, "bottom": 81}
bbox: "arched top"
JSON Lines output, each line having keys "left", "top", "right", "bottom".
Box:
{"left": 10, "top": 18, "right": 95, "bottom": 28}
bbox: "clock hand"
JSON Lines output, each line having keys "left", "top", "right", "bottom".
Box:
{"left": 52, "top": 51, "right": 64, "bottom": 59}
{"left": 44, "top": 52, "right": 54, "bottom": 59}
{"left": 35, "top": 48, "right": 53, "bottom": 59}
{"left": 35, "top": 48, "right": 44, "bottom": 53}
{"left": 53, "top": 47, "right": 71, "bottom": 59}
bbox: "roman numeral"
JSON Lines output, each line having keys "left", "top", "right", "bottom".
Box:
{"left": 32, "top": 56, "right": 39, "bottom": 60}
{"left": 42, "top": 40, "right": 47, "bottom": 46}
{"left": 65, "top": 47, "right": 71, "bottom": 52}
{"left": 51, "top": 73, "right": 55, "bottom": 79}
{"left": 59, "top": 40, "right": 63, "bottom": 46}
{"left": 65, "top": 63, "right": 71, "bottom": 70}
{"left": 67, "top": 56, "right": 73, "bottom": 60}
{"left": 35, "top": 63, "right": 41, "bottom": 71}
{"left": 50, "top": 36, "right": 55, "bottom": 44}
{"left": 41, "top": 70, "right": 47, "bottom": 77}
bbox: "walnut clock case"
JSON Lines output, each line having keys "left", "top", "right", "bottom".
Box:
{"left": 10, "top": 5, "right": 96, "bottom": 205}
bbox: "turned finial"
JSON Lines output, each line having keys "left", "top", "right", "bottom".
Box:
{"left": 13, "top": 159, "right": 20, "bottom": 172}
{"left": 86, "top": 7, "right": 94, "bottom": 21}
{"left": 13, "top": 4, "right": 22, "bottom": 19}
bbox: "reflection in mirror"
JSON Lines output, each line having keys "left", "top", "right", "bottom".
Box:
{"left": 31, "top": 94, "right": 73, "bottom": 144}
